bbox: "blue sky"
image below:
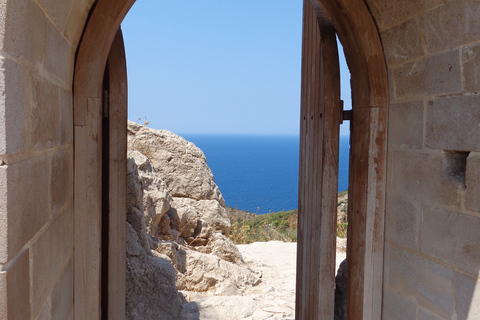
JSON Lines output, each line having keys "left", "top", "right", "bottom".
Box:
{"left": 121, "top": 0, "right": 351, "bottom": 136}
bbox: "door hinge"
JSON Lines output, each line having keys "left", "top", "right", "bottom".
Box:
{"left": 340, "top": 100, "right": 352, "bottom": 123}
{"left": 343, "top": 110, "right": 353, "bottom": 122}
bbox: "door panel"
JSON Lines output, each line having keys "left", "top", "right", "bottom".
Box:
{"left": 103, "top": 29, "right": 128, "bottom": 320}
{"left": 295, "top": 0, "right": 341, "bottom": 318}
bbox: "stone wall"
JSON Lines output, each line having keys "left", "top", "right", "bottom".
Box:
{"left": 366, "top": 0, "right": 480, "bottom": 318}
{"left": 0, "top": 0, "right": 94, "bottom": 319}
{"left": 0, "top": 0, "right": 479, "bottom": 319}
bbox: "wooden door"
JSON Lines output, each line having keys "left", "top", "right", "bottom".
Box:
{"left": 295, "top": 0, "right": 341, "bottom": 318}
{"left": 74, "top": 28, "right": 127, "bottom": 320}
{"left": 102, "top": 29, "right": 128, "bottom": 320}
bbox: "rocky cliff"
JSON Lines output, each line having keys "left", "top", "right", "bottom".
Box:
{"left": 125, "top": 121, "right": 260, "bottom": 319}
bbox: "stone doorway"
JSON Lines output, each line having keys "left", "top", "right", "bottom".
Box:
{"left": 73, "top": 0, "right": 388, "bottom": 319}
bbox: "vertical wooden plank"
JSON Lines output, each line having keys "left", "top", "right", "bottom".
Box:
{"left": 297, "top": 1, "right": 310, "bottom": 317}
{"left": 347, "top": 106, "right": 386, "bottom": 320}
{"left": 75, "top": 98, "right": 102, "bottom": 320}
{"left": 295, "top": 0, "right": 308, "bottom": 316}
{"left": 347, "top": 107, "right": 369, "bottom": 320}
{"left": 296, "top": 1, "right": 341, "bottom": 319}
{"left": 307, "top": 2, "right": 317, "bottom": 317}
{"left": 318, "top": 23, "right": 340, "bottom": 320}
{"left": 106, "top": 29, "right": 127, "bottom": 320}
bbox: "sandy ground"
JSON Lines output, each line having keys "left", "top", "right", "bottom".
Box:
{"left": 182, "top": 241, "right": 347, "bottom": 320}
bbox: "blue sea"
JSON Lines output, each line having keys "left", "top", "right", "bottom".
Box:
{"left": 183, "top": 134, "right": 350, "bottom": 214}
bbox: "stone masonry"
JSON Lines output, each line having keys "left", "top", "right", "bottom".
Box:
{"left": 0, "top": 0, "right": 479, "bottom": 319}
{"left": 368, "top": 0, "right": 480, "bottom": 318}
{"left": 0, "top": 0, "right": 93, "bottom": 319}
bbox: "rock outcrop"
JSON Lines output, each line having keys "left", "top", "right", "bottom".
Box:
{"left": 126, "top": 121, "right": 261, "bottom": 319}
{"left": 128, "top": 121, "right": 225, "bottom": 204}
{"left": 126, "top": 157, "right": 183, "bottom": 320}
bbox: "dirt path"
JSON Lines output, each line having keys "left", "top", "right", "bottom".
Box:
{"left": 182, "top": 241, "right": 347, "bottom": 320}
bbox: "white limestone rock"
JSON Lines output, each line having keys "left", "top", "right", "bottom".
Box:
{"left": 126, "top": 222, "right": 183, "bottom": 320}
{"left": 128, "top": 121, "right": 225, "bottom": 205}
{"left": 127, "top": 121, "right": 261, "bottom": 301}
{"left": 182, "top": 249, "right": 260, "bottom": 293}
{"left": 128, "top": 150, "right": 172, "bottom": 235}
{"left": 182, "top": 296, "right": 257, "bottom": 320}
{"left": 172, "top": 197, "right": 231, "bottom": 236}
{"left": 126, "top": 158, "right": 182, "bottom": 319}
{"left": 195, "top": 232, "right": 244, "bottom": 264}
{"left": 166, "top": 200, "right": 199, "bottom": 239}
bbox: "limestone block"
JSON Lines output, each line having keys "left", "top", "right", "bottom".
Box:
{"left": 390, "top": 151, "right": 461, "bottom": 208}
{"left": 50, "top": 148, "right": 73, "bottom": 212}
{"left": 462, "top": 43, "right": 480, "bottom": 92}
{"left": 393, "top": 59, "right": 426, "bottom": 98}
{"left": 381, "top": 18, "right": 424, "bottom": 65}
{"left": 60, "top": 89, "right": 73, "bottom": 145}
{"left": 427, "top": 49, "right": 461, "bottom": 95}
{"left": 419, "top": 0, "right": 480, "bottom": 53}
{"left": 30, "top": 74, "right": 61, "bottom": 150}
{"left": 0, "top": 156, "right": 49, "bottom": 263}
{"left": 0, "top": 58, "right": 26, "bottom": 155}
{"left": 393, "top": 50, "right": 461, "bottom": 99}
{"left": 418, "top": 308, "right": 444, "bottom": 320}
{"left": 426, "top": 95, "right": 480, "bottom": 152}
{"left": 45, "top": 20, "right": 74, "bottom": 85}
{"left": 385, "top": 244, "right": 454, "bottom": 318}
{"left": 65, "top": 0, "right": 96, "bottom": 47}
{"left": 0, "top": 249, "right": 30, "bottom": 320}
{"left": 382, "top": 287, "right": 417, "bottom": 320}
{"left": 455, "top": 273, "right": 480, "bottom": 319}
{"left": 0, "top": 0, "right": 46, "bottom": 64}
{"left": 421, "top": 207, "right": 480, "bottom": 276}
{"left": 388, "top": 101, "right": 424, "bottom": 149}
{"left": 365, "top": 0, "right": 443, "bottom": 30}
{"left": 51, "top": 260, "right": 73, "bottom": 320}
{"left": 385, "top": 196, "right": 419, "bottom": 250}
{"left": 32, "top": 208, "right": 73, "bottom": 316}
{"left": 37, "top": 0, "right": 74, "bottom": 32}
{"left": 38, "top": 303, "right": 50, "bottom": 320}
{"left": 466, "top": 152, "right": 480, "bottom": 212}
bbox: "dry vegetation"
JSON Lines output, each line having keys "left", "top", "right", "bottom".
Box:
{"left": 229, "top": 191, "right": 348, "bottom": 244}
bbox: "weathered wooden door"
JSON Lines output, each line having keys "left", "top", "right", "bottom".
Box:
{"left": 102, "top": 29, "right": 128, "bottom": 320}
{"left": 295, "top": 0, "right": 341, "bottom": 319}
{"left": 74, "top": 29, "right": 127, "bottom": 320}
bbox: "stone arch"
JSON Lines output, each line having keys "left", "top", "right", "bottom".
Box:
{"left": 73, "top": 0, "right": 387, "bottom": 319}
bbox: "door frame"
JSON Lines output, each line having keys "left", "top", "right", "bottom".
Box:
{"left": 73, "top": 8, "right": 130, "bottom": 318}
{"left": 295, "top": 2, "right": 342, "bottom": 318}
{"left": 73, "top": 0, "right": 388, "bottom": 319}
{"left": 295, "top": 1, "right": 388, "bottom": 319}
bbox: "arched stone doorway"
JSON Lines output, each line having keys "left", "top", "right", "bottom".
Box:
{"left": 73, "top": 0, "right": 388, "bottom": 318}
